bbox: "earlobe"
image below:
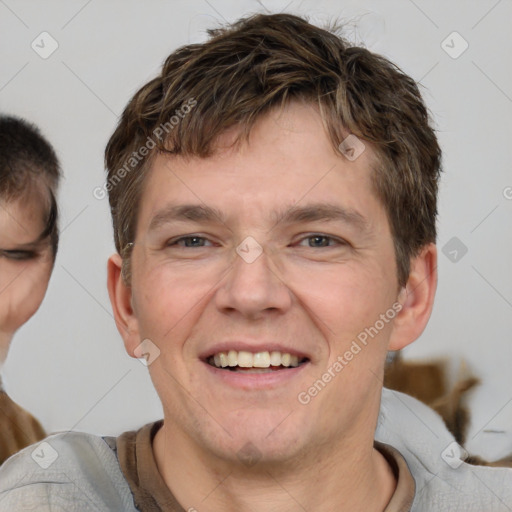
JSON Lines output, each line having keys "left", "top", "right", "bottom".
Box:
{"left": 388, "top": 243, "right": 437, "bottom": 351}
{"left": 107, "top": 253, "right": 140, "bottom": 357}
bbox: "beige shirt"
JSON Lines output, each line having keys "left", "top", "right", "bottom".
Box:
{"left": 0, "top": 375, "right": 46, "bottom": 465}
{"left": 117, "top": 421, "right": 415, "bottom": 512}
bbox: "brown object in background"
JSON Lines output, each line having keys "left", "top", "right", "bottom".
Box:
{"left": 0, "top": 390, "right": 46, "bottom": 465}
{"left": 466, "top": 454, "right": 512, "bottom": 468}
{"left": 384, "top": 352, "right": 476, "bottom": 444}
{"left": 429, "top": 376, "right": 479, "bottom": 446}
{"left": 384, "top": 352, "right": 512, "bottom": 468}
{"left": 384, "top": 352, "right": 447, "bottom": 405}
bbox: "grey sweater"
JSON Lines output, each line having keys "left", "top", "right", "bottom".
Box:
{"left": 0, "top": 388, "right": 511, "bottom": 511}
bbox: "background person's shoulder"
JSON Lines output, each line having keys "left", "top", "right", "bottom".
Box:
{"left": 0, "top": 430, "right": 137, "bottom": 511}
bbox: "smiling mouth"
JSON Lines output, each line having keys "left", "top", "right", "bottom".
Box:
{"left": 206, "top": 350, "right": 309, "bottom": 373}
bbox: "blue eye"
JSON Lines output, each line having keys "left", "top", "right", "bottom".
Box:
{"left": 298, "top": 235, "right": 342, "bottom": 248}
{"left": 169, "top": 236, "right": 212, "bottom": 248}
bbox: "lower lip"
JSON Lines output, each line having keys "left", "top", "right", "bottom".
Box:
{"left": 202, "top": 361, "right": 309, "bottom": 390}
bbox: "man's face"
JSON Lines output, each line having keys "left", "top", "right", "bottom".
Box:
{"left": 125, "top": 102, "right": 404, "bottom": 463}
{"left": 0, "top": 193, "right": 54, "bottom": 339}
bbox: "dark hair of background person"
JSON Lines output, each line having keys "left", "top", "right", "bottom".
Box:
{"left": 0, "top": 115, "right": 61, "bottom": 255}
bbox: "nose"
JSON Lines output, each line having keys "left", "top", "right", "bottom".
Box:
{"left": 214, "top": 243, "right": 292, "bottom": 320}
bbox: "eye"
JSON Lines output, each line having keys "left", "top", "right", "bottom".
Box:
{"left": 167, "top": 236, "right": 213, "bottom": 248}
{"left": 297, "top": 234, "right": 345, "bottom": 248}
{"left": 1, "top": 250, "right": 38, "bottom": 261}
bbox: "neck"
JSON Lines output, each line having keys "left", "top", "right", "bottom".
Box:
{"left": 153, "top": 419, "right": 396, "bottom": 512}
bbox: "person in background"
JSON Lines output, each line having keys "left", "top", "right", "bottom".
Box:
{"left": 0, "top": 115, "right": 60, "bottom": 465}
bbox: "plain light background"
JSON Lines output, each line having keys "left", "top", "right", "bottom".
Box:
{"left": 1, "top": 0, "right": 511, "bottom": 461}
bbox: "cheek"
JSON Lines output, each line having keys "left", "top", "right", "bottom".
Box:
{"left": 0, "top": 260, "right": 52, "bottom": 330}
{"left": 288, "top": 261, "right": 385, "bottom": 331}
{"left": 133, "top": 264, "right": 217, "bottom": 341}
{"left": 288, "top": 260, "right": 396, "bottom": 374}
{"left": 21, "top": 262, "right": 52, "bottom": 308}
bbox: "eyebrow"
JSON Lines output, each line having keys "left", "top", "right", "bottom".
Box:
{"left": 0, "top": 237, "right": 48, "bottom": 252}
{"left": 148, "top": 204, "right": 227, "bottom": 232}
{"left": 271, "top": 203, "right": 369, "bottom": 231}
{"left": 147, "top": 203, "right": 370, "bottom": 233}
{"left": 0, "top": 192, "right": 57, "bottom": 248}
{"left": 0, "top": 225, "right": 52, "bottom": 251}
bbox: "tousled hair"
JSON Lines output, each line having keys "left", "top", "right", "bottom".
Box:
{"left": 105, "top": 13, "right": 442, "bottom": 286}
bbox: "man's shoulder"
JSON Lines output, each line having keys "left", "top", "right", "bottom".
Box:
{"left": 379, "top": 388, "right": 512, "bottom": 511}
{"left": 0, "top": 430, "right": 136, "bottom": 511}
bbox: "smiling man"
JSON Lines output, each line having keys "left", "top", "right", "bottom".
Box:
{"left": 1, "top": 12, "right": 511, "bottom": 512}
{"left": 110, "top": 106, "right": 412, "bottom": 511}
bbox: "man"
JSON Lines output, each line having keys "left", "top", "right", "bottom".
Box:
{"left": 0, "top": 115, "right": 60, "bottom": 464}
{"left": 0, "top": 12, "right": 510, "bottom": 512}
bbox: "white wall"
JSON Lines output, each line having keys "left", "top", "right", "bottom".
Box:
{"left": 1, "top": 0, "right": 511, "bottom": 460}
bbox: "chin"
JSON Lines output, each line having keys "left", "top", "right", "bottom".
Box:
{"left": 198, "top": 411, "right": 312, "bottom": 467}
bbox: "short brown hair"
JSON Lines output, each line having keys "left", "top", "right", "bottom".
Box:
{"left": 0, "top": 115, "right": 61, "bottom": 254}
{"left": 105, "top": 13, "right": 441, "bottom": 286}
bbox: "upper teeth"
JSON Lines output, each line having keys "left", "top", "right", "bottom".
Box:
{"left": 211, "top": 350, "right": 301, "bottom": 368}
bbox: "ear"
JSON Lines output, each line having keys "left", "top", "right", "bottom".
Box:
{"left": 388, "top": 243, "right": 437, "bottom": 351}
{"left": 107, "top": 253, "right": 141, "bottom": 358}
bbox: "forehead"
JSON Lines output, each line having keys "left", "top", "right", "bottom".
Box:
{"left": 137, "top": 102, "right": 385, "bottom": 232}
{"left": 0, "top": 193, "right": 48, "bottom": 246}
